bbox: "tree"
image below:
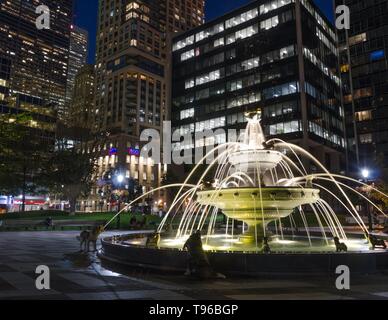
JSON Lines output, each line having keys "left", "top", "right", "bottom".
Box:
{"left": 369, "top": 155, "right": 388, "bottom": 211}
{"left": 45, "top": 124, "right": 109, "bottom": 214}
{"left": 0, "top": 113, "right": 51, "bottom": 211}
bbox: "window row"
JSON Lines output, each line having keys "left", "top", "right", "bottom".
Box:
{"left": 195, "top": 84, "right": 225, "bottom": 100}
{"left": 226, "top": 73, "right": 260, "bottom": 92}
{"left": 309, "top": 121, "right": 344, "bottom": 147}
{"left": 225, "top": 8, "right": 259, "bottom": 29}
{"left": 226, "top": 56, "right": 260, "bottom": 76}
{"left": 196, "top": 23, "right": 225, "bottom": 42}
{"left": 227, "top": 92, "right": 262, "bottom": 109}
{"left": 226, "top": 24, "right": 259, "bottom": 44}
{"left": 263, "top": 45, "right": 295, "bottom": 65}
{"left": 173, "top": 0, "right": 295, "bottom": 53}
{"left": 260, "top": 0, "right": 293, "bottom": 15}
{"left": 269, "top": 120, "right": 301, "bottom": 135}
{"left": 180, "top": 108, "right": 195, "bottom": 120}
{"left": 303, "top": 47, "right": 340, "bottom": 86}
{"left": 227, "top": 112, "right": 247, "bottom": 125}
{"left": 196, "top": 133, "right": 227, "bottom": 148}
{"left": 316, "top": 27, "right": 337, "bottom": 56}
{"left": 260, "top": 15, "right": 279, "bottom": 30}
{"left": 181, "top": 49, "right": 195, "bottom": 61}
{"left": 195, "top": 116, "right": 226, "bottom": 131}
{"left": 196, "top": 69, "right": 222, "bottom": 86}
{"left": 264, "top": 101, "right": 298, "bottom": 118}
{"left": 262, "top": 81, "right": 299, "bottom": 100}
{"left": 173, "top": 35, "right": 194, "bottom": 51}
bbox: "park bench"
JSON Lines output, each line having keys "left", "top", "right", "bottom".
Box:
{"left": 0, "top": 219, "right": 107, "bottom": 231}
{"left": 50, "top": 220, "right": 107, "bottom": 231}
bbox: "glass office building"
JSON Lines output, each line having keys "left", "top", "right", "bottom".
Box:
{"left": 336, "top": 0, "right": 388, "bottom": 171}
{"left": 0, "top": 0, "right": 73, "bottom": 137}
{"left": 172, "top": 0, "right": 345, "bottom": 173}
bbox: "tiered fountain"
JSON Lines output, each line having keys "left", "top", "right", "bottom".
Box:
{"left": 99, "top": 110, "right": 388, "bottom": 275}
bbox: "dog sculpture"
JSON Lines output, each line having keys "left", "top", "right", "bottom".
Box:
{"left": 146, "top": 232, "right": 161, "bottom": 248}
{"left": 77, "top": 225, "right": 105, "bottom": 252}
{"left": 369, "top": 234, "right": 387, "bottom": 250}
{"left": 334, "top": 237, "right": 348, "bottom": 252}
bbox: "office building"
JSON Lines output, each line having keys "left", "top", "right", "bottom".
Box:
{"left": 89, "top": 0, "right": 205, "bottom": 210}
{"left": 0, "top": 0, "right": 74, "bottom": 117}
{"left": 172, "top": 0, "right": 345, "bottom": 174}
{"left": 65, "top": 25, "right": 89, "bottom": 109}
{"left": 67, "top": 64, "right": 95, "bottom": 129}
{"left": 336, "top": 0, "right": 388, "bottom": 171}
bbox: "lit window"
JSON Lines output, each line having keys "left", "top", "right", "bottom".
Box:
{"left": 260, "top": 0, "right": 292, "bottom": 15}
{"left": 355, "top": 110, "right": 372, "bottom": 122}
{"left": 348, "top": 32, "right": 367, "bottom": 46}
{"left": 173, "top": 35, "right": 195, "bottom": 51}
{"left": 360, "top": 133, "right": 373, "bottom": 144}
{"left": 214, "top": 37, "right": 224, "bottom": 48}
{"left": 181, "top": 49, "right": 195, "bottom": 61}
{"left": 225, "top": 8, "right": 258, "bottom": 29}
{"left": 260, "top": 16, "right": 279, "bottom": 30}
{"left": 180, "top": 108, "right": 195, "bottom": 120}
{"left": 196, "top": 70, "right": 221, "bottom": 86}
{"left": 185, "top": 79, "right": 195, "bottom": 89}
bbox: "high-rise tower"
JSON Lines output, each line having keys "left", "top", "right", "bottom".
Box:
{"left": 89, "top": 0, "right": 205, "bottom": 210}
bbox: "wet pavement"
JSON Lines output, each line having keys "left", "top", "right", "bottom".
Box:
{"left": 0, "top": 231, "right": 388, "bottom": 300}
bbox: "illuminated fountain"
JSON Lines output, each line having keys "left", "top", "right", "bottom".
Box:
{"left": 100, "top": 109, "right": 388, "bottom": 274}
{"left": 196, "top": 111, "right": 320, "bottom": 245}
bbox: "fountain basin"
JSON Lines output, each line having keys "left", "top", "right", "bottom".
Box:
{"left": 197, "top": 187, "right": 320, "bottom": 242}
{"left": 99, "top": 233, "right": 388, "bottom": 275}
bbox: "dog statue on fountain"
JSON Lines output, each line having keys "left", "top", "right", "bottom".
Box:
{"left": 368, "top": 234, "right": 387, "bottom": 250}
{"left": 146, "top": 232, "right": 161, "bottom": 248}
{"left": 183, "top": 230, "right": 225, "bottom": 280}
{"left": 334, "top": 237, "right": 348, "bottom": 252}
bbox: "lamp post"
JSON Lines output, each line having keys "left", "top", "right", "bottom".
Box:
{"left": 361, "top": 168, "right": 373, "bottom": 232}
{"left": 115, "top": 173, "right": 125, "bottom": 229}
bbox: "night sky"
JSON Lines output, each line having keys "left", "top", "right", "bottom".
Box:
{"left": 74, "top": 0, "right": 334, "bottom": 64}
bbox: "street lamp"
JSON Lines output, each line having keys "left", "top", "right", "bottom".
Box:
{"left": 116, "top": 174, "right": 125, "bottom": 184}
{"left": 114, "top": 172, "right": 126, "bottom": 229}
{"left": 361, "top": 168, "right": 370, "bottom": 180}
{"left": 360, "top": 168, "right": 373, "bottom": 232}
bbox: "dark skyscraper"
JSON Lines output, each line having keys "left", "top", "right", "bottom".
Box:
{"left": 172, "top": 0, "right": 345, "bottom": 173}
{"left": 336, "top": 0, "right": 388, "bottom": 172}
{"left": 65, "top": 24, "right": 88, "bottom": 108}
{"left": 68, "top": 64, "right": 95, "bottom": 129}
{"left": 0, "top": 0, "right": 74, "bottom": 125}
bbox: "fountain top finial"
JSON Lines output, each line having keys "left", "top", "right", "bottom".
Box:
{"left": 245, "top": 108, "right": 262, "bottom": 121}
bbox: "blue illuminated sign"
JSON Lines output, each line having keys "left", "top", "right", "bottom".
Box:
{"left": 370, "top": 50, "right": 385, "bottom": 61}
{"left": 109, "top": 148, "right": 118, "bottom": 156}
{"left": 129, "top": 148, "right": 141, "bottom": 157}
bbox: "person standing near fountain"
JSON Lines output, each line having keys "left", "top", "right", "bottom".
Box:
{"left": 183, "top": 230, "right": 225, "bottom": 279}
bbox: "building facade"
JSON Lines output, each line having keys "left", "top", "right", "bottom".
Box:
{"left": 90, "top": 0, "right": 205, "bottom": 211}
{"left": 68, "top": 64, "right": 95, "bottom": 129}
{"left": 65, "top": 25, "right": 89, "bottom": 109}
{"left": 0, "top": 0, "right": 74, "bottom": 117}
{"left": 336, "top": 0, "right": 388, "bottom": 172}
{"left": 172, "top": 0, "right": 346, "bottom": 174}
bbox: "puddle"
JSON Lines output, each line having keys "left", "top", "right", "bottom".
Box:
{"left": 62, "top": 252, "right": 98, "bottom": 269}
